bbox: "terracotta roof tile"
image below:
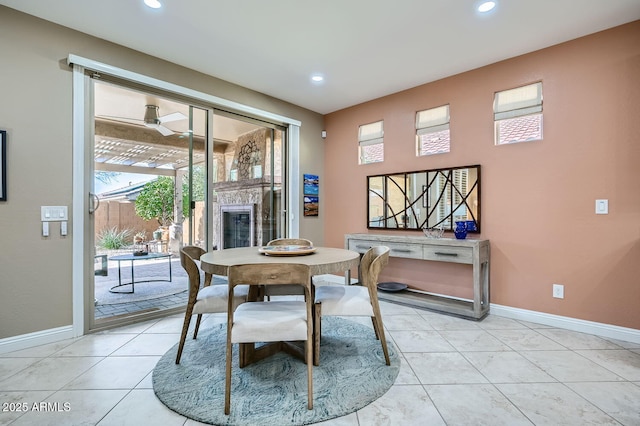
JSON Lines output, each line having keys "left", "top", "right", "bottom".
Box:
{"left": 361, "top": 142, "right": 384, "bottom": 164}
{"left": 497, "top": 114, "right": 542, "bottom": 144}
{"left": 419, "top": 129, "right": 450, "bottom": 155}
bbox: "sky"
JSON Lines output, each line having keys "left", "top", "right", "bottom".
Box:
{"left": 94, "top": 172, "right": 157, "bottom": 194}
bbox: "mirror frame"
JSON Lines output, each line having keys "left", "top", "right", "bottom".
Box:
{"left": 367, "top": 164, "right": 481, "bottom": 233}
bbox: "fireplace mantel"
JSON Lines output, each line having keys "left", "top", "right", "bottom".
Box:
{"left": 213, "top": 178, "right": 274, "bottom": 192}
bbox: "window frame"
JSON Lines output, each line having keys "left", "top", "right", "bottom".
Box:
{"left": 358, "top": 120, "right": 384, "bottom": 164}
{"left": 416, "top": 104, "right": 450, "bottom": 156}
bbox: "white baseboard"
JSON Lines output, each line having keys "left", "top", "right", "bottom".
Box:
{"left": 0, "top": 325, "right": 75, "bottom": 355}
{"left": 2, "top": 286, "right": 638, "bottom": 354}
{"left": 320, "top": 274, "right": 640, "bottom": 345}
{"left": 490, "top": 304, "right": 640, "bottom": 345}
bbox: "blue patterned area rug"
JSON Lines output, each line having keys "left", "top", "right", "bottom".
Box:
{"left": 153, "top": 317, "right": 400, "bottom": 425}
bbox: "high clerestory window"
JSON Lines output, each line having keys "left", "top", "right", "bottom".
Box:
{"left": 494, "top": 82, "right": 543, "bottom": 145}
{"left": 358, "top": 120, "right": 384, "bottom": 164}
{"left": 416, "top": 104, "right": 450, "bottom": 156}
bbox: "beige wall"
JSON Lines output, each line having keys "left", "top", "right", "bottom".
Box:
{"left": 325, "top": 21, "right": 640, "bottom": 330}
{"left": 0, "top": 7, "right": 324, "bottom": 338}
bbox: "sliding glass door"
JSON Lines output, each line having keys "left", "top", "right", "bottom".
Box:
{"left": 71, "top": 55, "right": 301, "bottom": 335}
{"left": 91, "top": 81, "right": 208, "bottom": 328}
{"left": 210, "top": 111, "right": 286, "bottom": 250}
{"left": 86, "top": 80, "right": 287, "bottom": 330}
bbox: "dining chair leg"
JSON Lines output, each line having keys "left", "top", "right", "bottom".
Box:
{"left": 370, "top": 316, "right": 381, "bottom": 340}
{"left": 193, "top": 314, "right": 203, "bottom": 339}
{"left": 313, "top": 302, "right": 322, "bottom": 366}
{"left": 373, "top": 315, "right": 391, "bottom": 366}
{"left": 306, "top": 338, "right": 313, "bottom": 409}
{"left": 203, "top": 272, "right": 212, "bottom": 287}
{"left": 175, "top": 308, "right": 193, "bottom": 364}
{"left": 224, "top": 333, "right": 233, "bottom": 414}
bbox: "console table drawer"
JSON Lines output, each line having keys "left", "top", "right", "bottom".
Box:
{"left": 348, "top": 240, "right": 423, "bottom": 259}
{"left": 423, "top": 245, "right": 473, "bottom": 264}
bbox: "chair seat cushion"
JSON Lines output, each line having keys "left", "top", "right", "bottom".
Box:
{"left": 231, "top": 301, "right": 308, "bottom": 343}
{"left": 193, "top": 284, "right": 249, "bottom": 314}
{"left": 315, "top": 285, "right": 374, "bottom": 316}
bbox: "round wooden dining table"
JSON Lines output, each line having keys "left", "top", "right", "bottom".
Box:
{"left": 199, "top": 246, "right": 360, "bottom": 283}
{"left": 199, "top": 246, "right": 360, "bottom": 367}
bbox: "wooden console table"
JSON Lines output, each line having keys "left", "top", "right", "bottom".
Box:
{"left": 345, "top": 233, "right": 490, "bottom": 319}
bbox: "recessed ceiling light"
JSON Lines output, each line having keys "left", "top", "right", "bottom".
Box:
{"left": 144, "top": 0, "right": 162, "bottom": 9}
{"left": 311, "top": 75, "right": 324, "bottom": 83}
{"left": 477, "top": 1, "right": 496, "bottom": 13}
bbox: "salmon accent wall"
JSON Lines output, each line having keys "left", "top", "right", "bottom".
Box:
{"left": 324, "top": 21, "right": 640, "bottom": 330}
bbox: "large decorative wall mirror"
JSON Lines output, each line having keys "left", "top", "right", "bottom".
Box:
{"left": 367, "top": 165, "right": 480, "bottom": 232}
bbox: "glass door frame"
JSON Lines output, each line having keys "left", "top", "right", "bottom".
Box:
{"left": 70, "top": 54, "right": 301, "bottom": 335}
{"left": 89, "top": 80, "right": 210, "bottom": 331}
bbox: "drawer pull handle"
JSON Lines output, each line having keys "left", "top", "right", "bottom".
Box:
{"left": 392, "top": 249, "right": 412, "bottom": 253}
{"left": 434, "top": 252, "right": 458, "bottom": 257}
{"left": 355, "top": 244, "right": 372, "bottom": 249}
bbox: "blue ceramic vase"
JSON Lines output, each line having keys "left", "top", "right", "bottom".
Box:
{"left": 454, "top": 221, "right": 467, "bottom": 239}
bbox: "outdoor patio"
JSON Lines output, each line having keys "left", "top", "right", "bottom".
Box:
{"left": 94, "top": 252, "right": 190, "bottom": 320}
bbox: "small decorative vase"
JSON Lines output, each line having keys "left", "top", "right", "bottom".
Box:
{"left": 454, "top": 221, "right": 467, "bottom": 239}
{"left": 465, "top": 220, "right": 477, "bottom": 232}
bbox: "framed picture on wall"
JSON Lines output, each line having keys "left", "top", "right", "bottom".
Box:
{"left": 303, "top": 174, "right": 319, "bottom": 216}
{"left": 0, "top": 130, "right": 6, "bottom": 201}
{"left": 304, "top": 196, "right": 318, "bottom": 216}
{"left": 303, "top": 174, "right": 319, "bottom": 195}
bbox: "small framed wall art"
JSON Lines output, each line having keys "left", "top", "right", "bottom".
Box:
{"left": 303, "top": 174, "right": 319, "bottom": 217}
{"left": 0, "top": 130, "right": 6, "bottom": 201}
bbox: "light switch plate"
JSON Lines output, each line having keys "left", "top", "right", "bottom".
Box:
{"left": 595, "top": 199, "right": 608, "bottom": 215}
{"left": 41, "top": 206, "right": 68, "bottom": 221}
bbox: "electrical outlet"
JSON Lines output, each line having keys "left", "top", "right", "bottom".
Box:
{"left": 552, "top": 284, "right": 564, "bottom": 299}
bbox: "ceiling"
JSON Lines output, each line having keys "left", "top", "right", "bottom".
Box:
{"left": 2, "top": 0, "right": 639, "bottom": 115}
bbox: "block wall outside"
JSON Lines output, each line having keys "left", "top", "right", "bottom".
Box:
{"left": 93, "top": 199, "right": 204, "bottom": 245}
{"left": 94, "top": 200, "right": 160, "bottom": 243}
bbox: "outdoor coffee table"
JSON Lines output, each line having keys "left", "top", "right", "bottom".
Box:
{"left": 108, "top": 252, "right": 173, "bottom": 293}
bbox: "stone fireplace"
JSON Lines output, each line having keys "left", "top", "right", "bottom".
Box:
{"left": 211, "top": 127, "right": 282, "bottom": 249}
{"left": 212, "top": 179, "right": 280, "bottom": 249}
{"left": 220, "top": 203, "right": 255, "bottom": 248}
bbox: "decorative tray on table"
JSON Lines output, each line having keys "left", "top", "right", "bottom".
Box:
{"left": 258, "top": 245, "right": 317, "bottom": 256}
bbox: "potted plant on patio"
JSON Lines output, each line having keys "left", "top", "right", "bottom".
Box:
{"left": 133, "top": 231, "right": 146, "bottom": 244}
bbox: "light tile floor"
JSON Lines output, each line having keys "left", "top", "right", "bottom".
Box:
{"left": 1, "top": 302, "right": 639, "bottom": 425}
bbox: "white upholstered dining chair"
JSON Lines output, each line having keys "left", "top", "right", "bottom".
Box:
{"left": 224, "top": 263, "right": 314, "bottom": 414}
{"left": 313, "top": 245, "right": 391, "bottom": 366}
{"left": 175, "top": 246, "right": 249, "bottom": 364}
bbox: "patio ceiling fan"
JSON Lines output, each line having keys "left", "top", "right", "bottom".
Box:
{"left": 98, "top": 105, "right": 187, "bottom": 136}
{"left": 142, "top": 105, "right": 187, "bottom": 136}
